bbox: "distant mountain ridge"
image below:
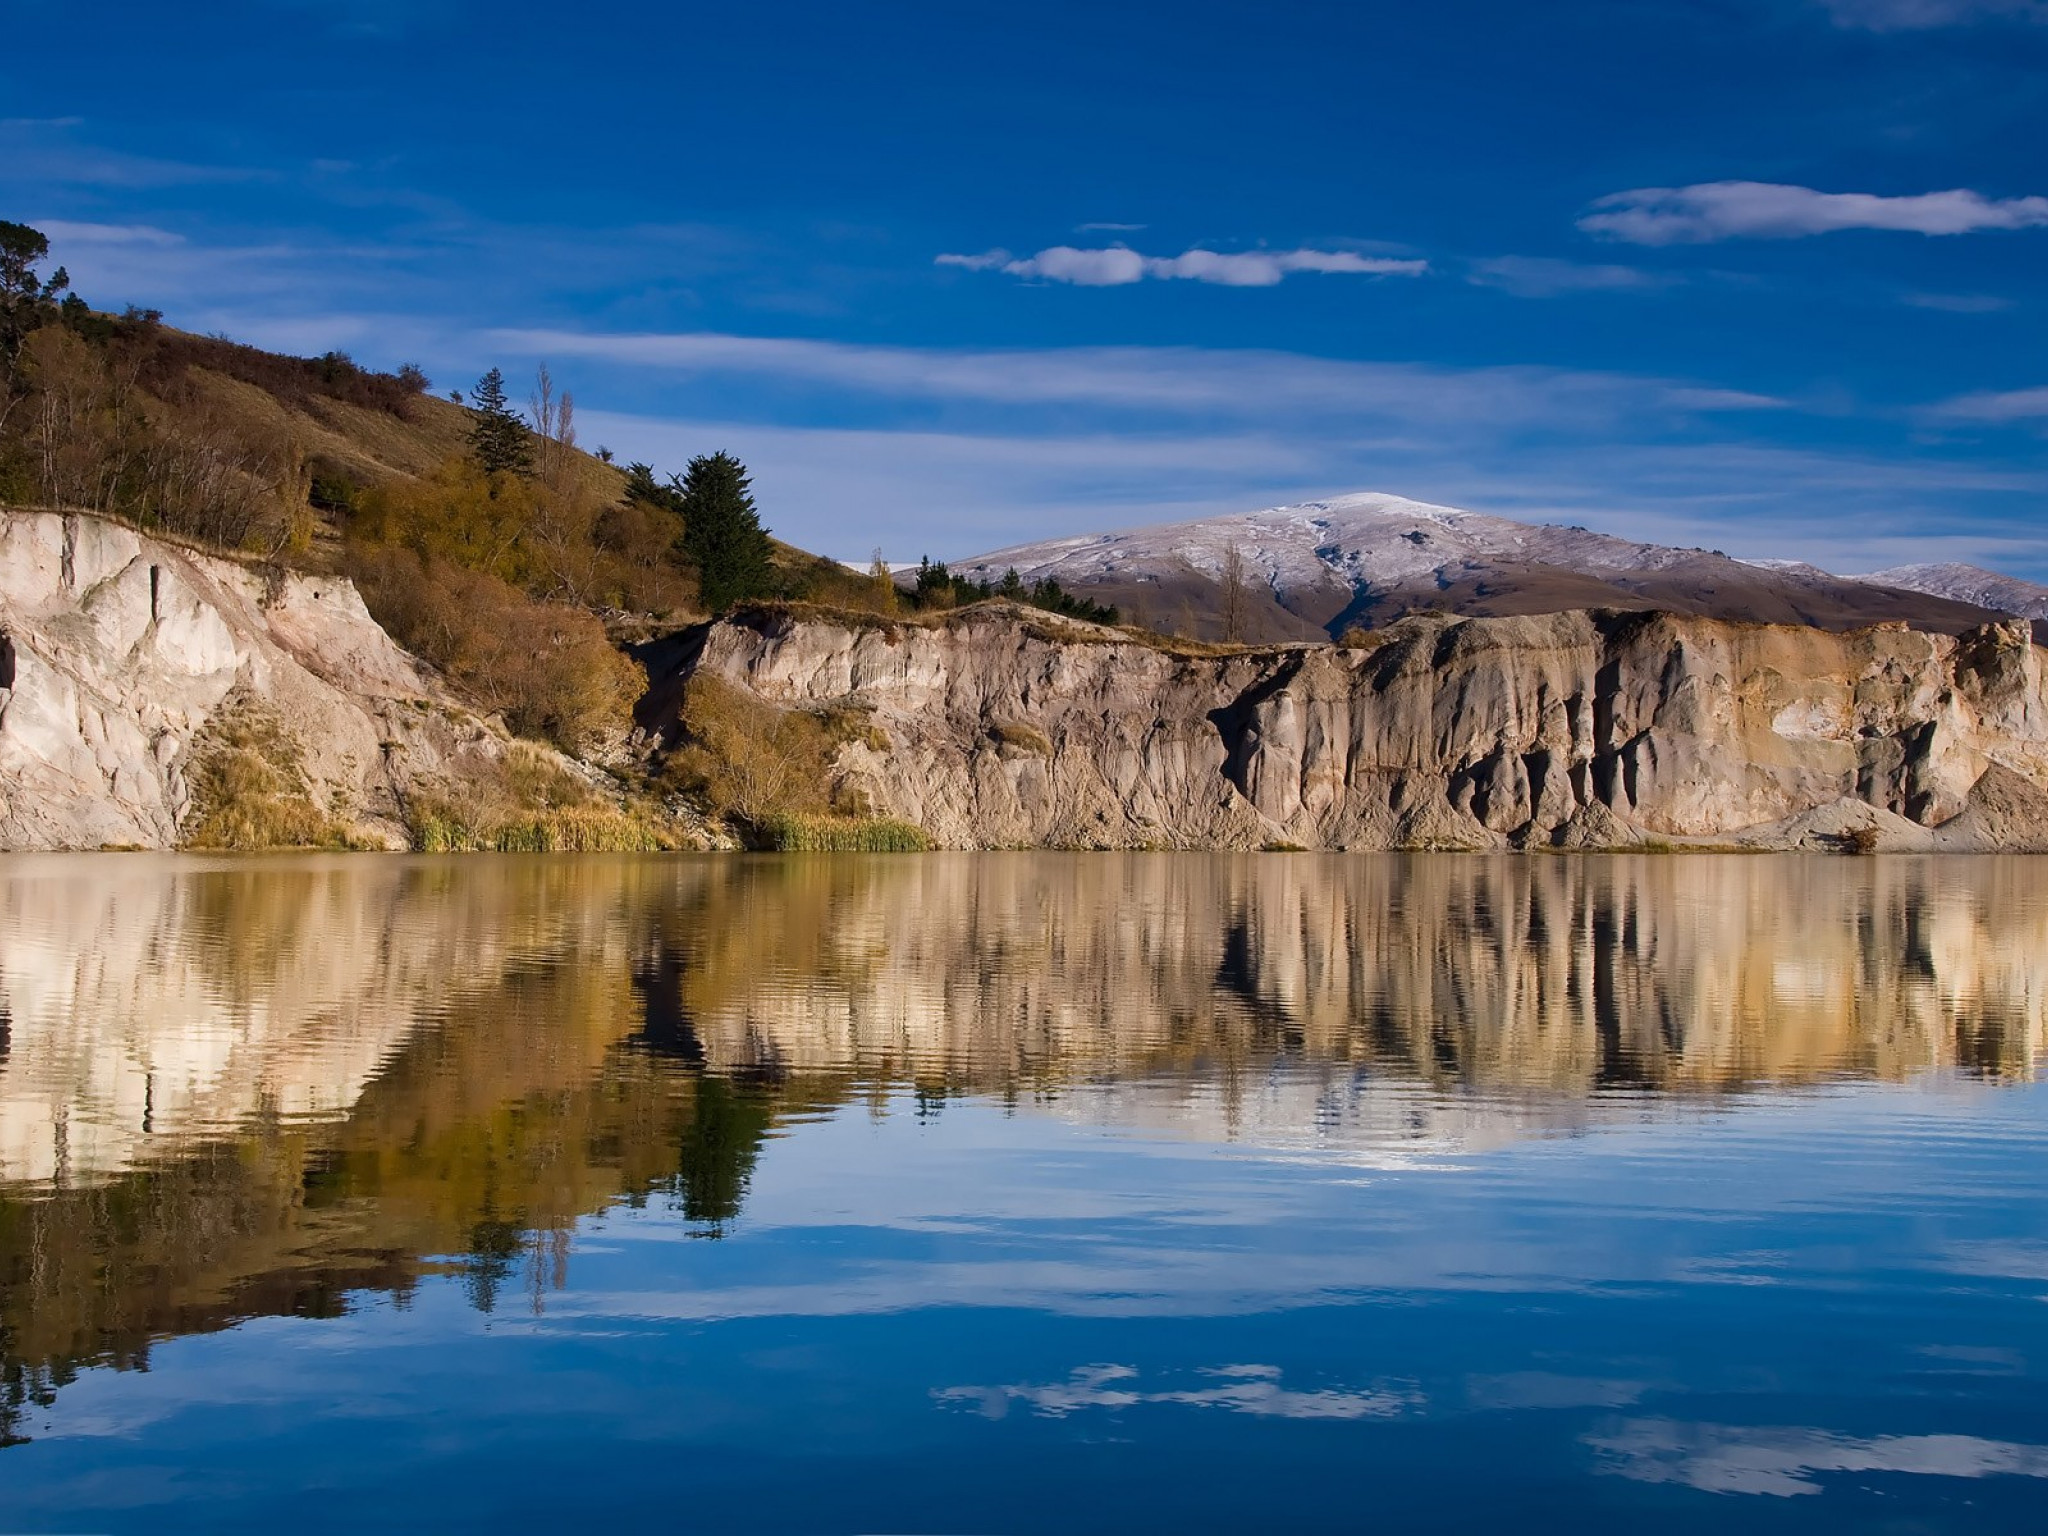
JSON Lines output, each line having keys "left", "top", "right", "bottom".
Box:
{"left": 1851, "top": 563, "right": 2048, "bottom": 623}
{"left": 955, "top": 491, "right": 2036, "bottom": 643}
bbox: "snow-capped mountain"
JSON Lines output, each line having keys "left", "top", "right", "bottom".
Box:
{"left": 1849, "top": 564, "right": 2048, "bottom": 623}
{"left": 954, "top": 492, "right": 2030, "bottom": 642}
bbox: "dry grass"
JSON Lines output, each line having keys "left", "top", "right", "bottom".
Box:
{"left": 180, "top": 699, "right": 381, "bottom": 850}
{"left": 751, "top": 813, "right": 932, "bottom": 851}
{"left": 404, "top": 743, "right": 678, "bottom": 852}
{"left": 989, "top": 721, "right": 1052, "bottom": 756}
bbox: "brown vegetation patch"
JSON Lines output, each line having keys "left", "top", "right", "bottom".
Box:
{"left": 181, "top": 697, "right": 379, "bottom": 850}
{"left": 350, "top": 544, "right": 641, "bottom": 756}
{"left": 989, "top": 721, "right": 1052, "bottom": 756}
{"left": 404, "top": 743, "right": 677, "bottom": 852}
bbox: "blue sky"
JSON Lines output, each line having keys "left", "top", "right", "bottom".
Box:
{"left": 5, "top": 0, "right": 2047, "bottom": 571}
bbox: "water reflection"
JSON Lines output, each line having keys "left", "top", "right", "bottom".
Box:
{"left": 0, "top": 852, "right": 2043, "bottom": 1456}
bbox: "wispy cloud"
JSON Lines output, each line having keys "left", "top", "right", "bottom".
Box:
{"left": 1928, "top": 385, "right": 2048, "bottom": 422}
{"left": 1466, "top": 255, "right": 1673, "bottom": 297}
{"left": 32, "top": 219, "right": 185, "bottom": 248}
{"left": 493, "top": 329, "right": 1780, "bottom": 427}
{"left": 1900, "top": 291, "right": 2015, "bottom": 313}
{"left": 936, "top": 244, "right": 1427, "bottom": 287}
{"left": 0, "top": 118, "right": 263, "bottom": 190}
{"left": 1819, "top": 0, "right": 2047, "bottom": 29}
{"left": 1581, "top": 182, "right": 2048, "bottom": 243}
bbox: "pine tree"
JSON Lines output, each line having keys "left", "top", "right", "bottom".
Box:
{"left": 677, "top": 451, "right": 775, "bottom": 612}
{"left": 467, "top": 367, "right": 533, "bottom": 476}
{"left": 0, "top": 221, "right": 70, "bottom": 382}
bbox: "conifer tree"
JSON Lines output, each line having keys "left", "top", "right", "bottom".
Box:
{"left": 677, "top": 451, "right": 774, "bottom": 612}
{"left": 0, "top": 221, "right": 69, "bottom": 361}
{"left": 467, "top": 367, "right": 532, "bottom": 476}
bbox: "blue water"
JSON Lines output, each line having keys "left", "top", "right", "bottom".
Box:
{"left": 1, "top": 853, "right": 2045, "bottom": 1531}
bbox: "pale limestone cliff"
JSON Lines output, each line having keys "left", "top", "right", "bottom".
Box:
{"left": 0, "top": 510, "right": 546, "bottom": 849}
{"left": 663, "top": 603, "right": 2048, "bottom": 851}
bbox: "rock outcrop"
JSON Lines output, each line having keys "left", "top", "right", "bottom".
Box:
{"left": 0, "top": 510, "right": 552, "bottom": 849}
{"left": 656, "top": 602, "right": 2048, "bottom": 851}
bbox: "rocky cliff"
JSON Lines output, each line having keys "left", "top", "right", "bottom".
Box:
{"left": 11, "top": 503, "right": 2048, "bottom": 854}
{"left": 0, "top": 509, "right": 574, "bottom": 849}
{"left": 659, "top": 602, "right": 2048, "bottom": 851}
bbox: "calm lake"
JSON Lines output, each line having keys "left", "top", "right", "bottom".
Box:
{"left": 2, "top": 852, "right": 2046, "bottom": 1531}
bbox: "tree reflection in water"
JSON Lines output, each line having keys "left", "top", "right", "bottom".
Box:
{"left": 0, "top": 851, "right": 2043, "bottom": 1445}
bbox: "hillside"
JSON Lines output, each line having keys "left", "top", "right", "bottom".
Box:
{"left": 954, "top": 491, "right": 2021, "bottom": 643}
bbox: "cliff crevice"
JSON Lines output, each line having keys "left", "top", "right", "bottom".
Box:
{"left": 656, "top": 603, "right": 2048, "bottom": 851}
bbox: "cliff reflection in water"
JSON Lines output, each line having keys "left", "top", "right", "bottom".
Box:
{"left": 0, "top": 851, "right": 2043, "bottom": 1443}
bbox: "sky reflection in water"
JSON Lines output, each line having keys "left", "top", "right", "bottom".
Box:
{"left": 1, "top": 852, "right": 2045, "bottom": 1532}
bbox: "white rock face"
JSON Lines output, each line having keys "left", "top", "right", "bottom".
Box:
{"left": 672, "top": 603, "right": 2048, "bottom": 851}
{"left": 0, "top": 510, "right": 516, "bottom": 849}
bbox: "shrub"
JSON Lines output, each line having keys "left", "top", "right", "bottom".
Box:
{"left": 663, "top": 674, "right": 838, "bottom": 823}
{"left": 348, "top": 545, "right": 641, "bottom": 755}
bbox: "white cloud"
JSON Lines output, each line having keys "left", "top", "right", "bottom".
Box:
{"left": 1820, "top": 0, "right": 2047, "bottom": 29}
{"left": 935, "top": 244, "right": 1427, "bottom": 287}
{"left": 1581, "top": 181, "right": 2048, "bottom": 243}
{"left": 1929, "top": 385, "right": 2048, "bottom": 422}
{"left": 1007, "top": 245, "right": 1151, "bottom": 285}
{"left": 1466, "top": 256, "right": 1671, "bottom": 297}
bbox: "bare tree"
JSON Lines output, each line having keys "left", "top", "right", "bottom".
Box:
{"left": 525, "top": 364, "right": 601, "bottom": 602}
{"left": 869, "top": 547, "right": 897, "bottom": 613}
{"left": 1220, "top": 543, "right": 1248, "bottom": 644}
{"left": 528, "top": 363, "right": 576, "bottom": 492}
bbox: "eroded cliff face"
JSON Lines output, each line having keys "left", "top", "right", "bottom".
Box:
{"left": 668, "top": 604, "right": 2048, "bottom": 850}
{"left": 0, "top": 510, "right": 540, "bottom": 849}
